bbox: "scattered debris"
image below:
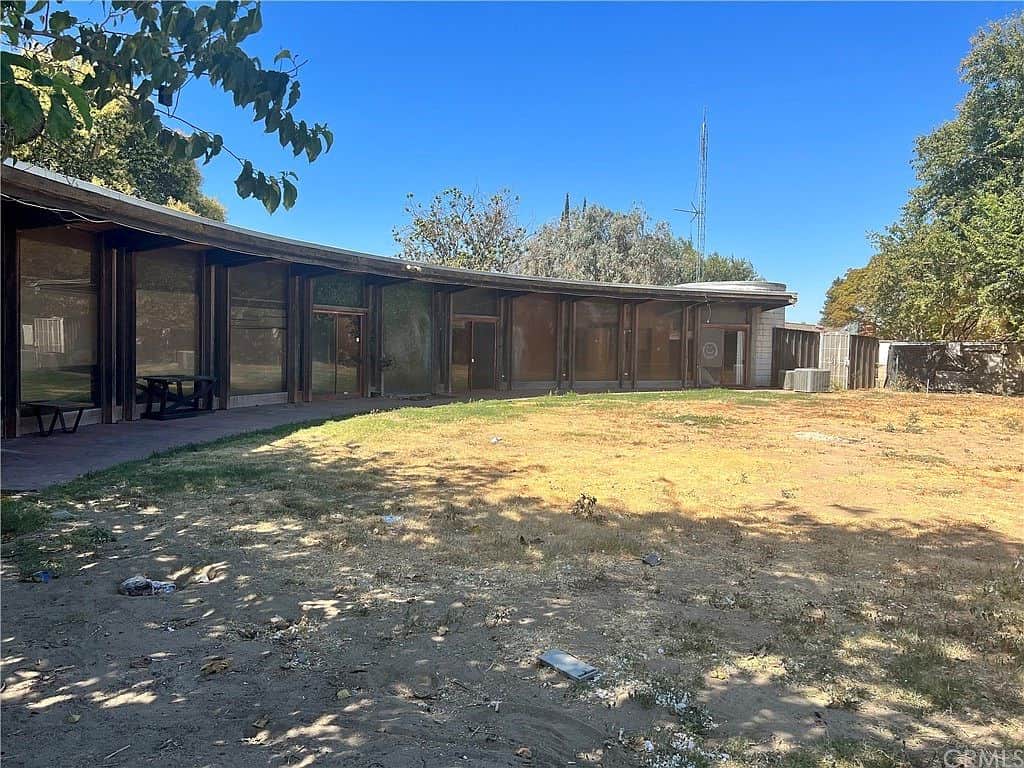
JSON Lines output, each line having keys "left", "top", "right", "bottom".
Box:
{"left": 538, "top": 649, "right": 600, "bottom": 682}
{"left": 118, "top": 576, "right": 176, "bottom": 596}
{"left": 200, "top": 657, "right": 231, "bottom": 676}
{"left": 65, "top": 713, "right": 81, "bottom": 724}
{"left": 336, "top": 688, "right": 353, "bottom": 700}
{"left": 515, "top": 746, "right": 533, "bottom": 760}
{"left": 244, "top": 715, "right": 271, "bottom": 740}
{"left": 489, "top": 436, "right": 503, "bottom": 444}
{"left": 484, "top": 605, "right": 516, "bottom": 627}
{"left": 381, "top": 514, "right": 403, "bottom": 525}
{"left": 51, "top": 509, "right": 76, "bottom": 521}
{"left": 793, "top": 431, "right": 861, "bottom": 445}
{"left": 569, "top": 493, "right": 599, "bottom": 520}
{"left": 518, "top": 535, "right": 543, "bottom": 546}
{"left": 641, "top": 552, "right": 662, "bottom": 567}
{"left": 27, "top": 570, "right": 57, "bottom": 583}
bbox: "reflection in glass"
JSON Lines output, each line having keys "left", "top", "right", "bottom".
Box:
{"left": 452, "top": 288, "right": 498, "bottom": 316}
{"left": 451, "top": 320, "right": 470, "bottom": 394}
{"left": 637, "top": 302, "right": 682, "bottom": 381}
{"left": 382, "top": 282, "right": 432, "bottom": 394}
{"left": 136, "top": 249, "right": 198, "bottom": 388}
{"left": 230, "top": 262, "right": 287, "bottom": 395}
{"left": 314, "top": 273, "right": 365, "bottom": 308}
{"left": 511, "top": 294, "right": 557, "bottom": 383}
{"left": 574, "top": 299, "right": 619, "bottom": 381}
{"left": 311, "top": 313, "right": 336, "bottom": 396}
{"left": 19, "top": 229, "right": 98, "bottom": 404}
{"left": 698, "top": 329, "right": 746, "bottom": 386}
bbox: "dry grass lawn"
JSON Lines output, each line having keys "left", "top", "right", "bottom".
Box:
{"left": 2, "top": 389, "right": 1022, "bottom": 768}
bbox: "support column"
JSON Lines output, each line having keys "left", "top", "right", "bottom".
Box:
{"left": 1, "top": 220, "right": 19, "bottom": 438}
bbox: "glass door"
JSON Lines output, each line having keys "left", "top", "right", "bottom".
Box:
{"left": 698, "top": 327, "right": 746, "bottom": 387}
{"left": 312, "top": 311, "right": 363, "bottom": 398}
{"left": 451, "top": 319, "right": 497, "bottom": 393}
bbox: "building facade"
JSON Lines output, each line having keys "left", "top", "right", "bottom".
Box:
{"left": 1, "top": 164, "right": 796, "bottom": 437}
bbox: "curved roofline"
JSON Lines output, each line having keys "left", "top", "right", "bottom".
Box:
{"left": 2, "top": 162, "right": 797, "bottom": 307}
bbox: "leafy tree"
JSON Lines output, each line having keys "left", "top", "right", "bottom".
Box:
{"left": 521, "top": 202, "right": 759, "bottom": 284}
{"left": 1, "top": 1, "right": 333, "bottom": 212}
{"left": 823, "top": 13, "right": 1024, "bottom": 340}
{"left": 393, "top": 187, "right": 526, "bottom": 272}
{"left": 14, "top": 63, "right": 225, "bottom": 219}
{"left": 821, "top": 266, "right": 876, "bottom": 329}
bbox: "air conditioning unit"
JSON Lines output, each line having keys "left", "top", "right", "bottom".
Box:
{"left": 783, "top": 370, "right": 795, "bottom": 390}
{"left": 790, "top": 368, "right": 831, "bottom": 393}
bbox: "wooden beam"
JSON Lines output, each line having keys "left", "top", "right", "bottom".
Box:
{"left": 205, "top": 249, "right": 268, "bottom": 268}
{"left": 107, "top": 231, "right": 182, "bottom": 253}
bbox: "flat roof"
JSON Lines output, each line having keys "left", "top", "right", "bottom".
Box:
{"left": 2, "top": 162, "right": 797, "bottom": 307}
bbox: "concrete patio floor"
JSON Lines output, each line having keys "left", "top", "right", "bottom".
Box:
{"left": 1, "top": 397, "right": 449, "bottom": 491}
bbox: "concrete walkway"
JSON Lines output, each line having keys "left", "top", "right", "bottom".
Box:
{"left": 1, "top": 397, "right": 449, "bottom": 491}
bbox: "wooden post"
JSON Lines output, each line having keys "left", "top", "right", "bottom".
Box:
{"left": 214, "top": 265, "right": 230, "bottom": 407}
{"left": 1, "top": 219, "right": 19, "bottom": 438}
{"left": 98, "top": 235, "right": 115, "bottom": 423}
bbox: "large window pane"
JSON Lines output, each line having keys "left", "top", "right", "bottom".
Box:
{"left": 19, "top": 229, "right": 98, "bottom": 404}
{"left": 230, "top": 262, "right": 287, "bottom": 395}
{"left": 452, "top": 288, "right": 497, "bottom": 316}
{"left": 314, "top": 273, "right": 365, "bottom": 308}
{"left": 511, "top": 294, "right": 558, "bottom": 383}
{"left": 136, "top": 249, "right": 198, "bottom": 384}
{"left": 574, "top": 299, "right": 619, "bottom": 382}
{"left": 637, "top": 302, "right": 682, "bottom": 381}
{"left": 382, "top": 282, "right": 432, "bottom": 394}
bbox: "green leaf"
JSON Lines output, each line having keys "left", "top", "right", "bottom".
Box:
{"left": 273, "top": 49, "right": 291, "bottom": 63}
{"left": 261, "top": 177, "right": 281, "bottom": 213}
{"left": 235, "top": 161, "right": 255, "bottom": 198}
{"left": 281, "top": 176, "right": 297, "bottom": 210}
{"left": 48, "top": 10, "right": 75, "bottom": 35}
{"left": 52, "top": 74, "right": 92, "bottom": 130}
{"left": 51, "top": 36, "right": 77, "bottom": 61}
{"left": 45, "top": 92, "right": 76, "bottom": 140}
{"left": 1, "top": 82, "right": 45, "bottom": 143}
{"left": 2, "top": 51, "right": 40, "bottom": 72}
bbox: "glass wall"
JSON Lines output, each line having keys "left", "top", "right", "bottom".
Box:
{"left": 574, "top": 299, "right": 619, "bottom": 382}
{"left": 19, "top": 229, "right": 98, "bottom": 404}
{"left": 136, "top": 249, "right": 198, "bottom": 382}
{"left": 314, "top": 273, "right": 365, "bottom": 308}
{"left": 698, "top": 328, "right": 746, "bottom": 386}
{"left": 230, "top": 262, "right": 288, "bottom": 395}
{"left": 452, "top": 287, "right": 498, "bottom": 316}
{"left": 382, "top": 282, "right": 432, "bottom": 394}
{"left": 511, "top": 293, "right": 558, "bottom": 383}
{"left": 637, "top": 302, "right": 683, "bottom": 381}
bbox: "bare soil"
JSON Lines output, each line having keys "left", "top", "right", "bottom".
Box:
{"left": 2, "top": 389, "right": 1022, "bottom": 768}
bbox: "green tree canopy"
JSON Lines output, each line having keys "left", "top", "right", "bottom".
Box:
{"left": 393, "top": 187, "right": 527, "bottom": 272}
{"left": 13, "top": 62, "right": 225, "bottom": 220}
{"left": 2, "top": 1, "right": 332, "bottom": 213}
{"left": 822, "top": 13, "right": 1024, "bottom": 340}
{"left": 521, "top": 202, "right": 759, "bottom": 285}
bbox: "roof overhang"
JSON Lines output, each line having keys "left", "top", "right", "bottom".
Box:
{"left": 2, "top": 162, "right": 797, "bottom": 308}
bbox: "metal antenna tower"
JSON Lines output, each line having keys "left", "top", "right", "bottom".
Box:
{"left": 676, "top": 109, "right": 708, "bottom": 282}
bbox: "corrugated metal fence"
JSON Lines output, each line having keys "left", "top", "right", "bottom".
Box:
{"left": 771, "top": 327, "right": 820, "bottom": 387}
{"left": 821, "top": 332, "right": 878, "bottom": 390}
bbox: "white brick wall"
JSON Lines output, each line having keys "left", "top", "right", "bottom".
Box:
{"left": 751, "top": 307, "right": 786, "bottom": 386}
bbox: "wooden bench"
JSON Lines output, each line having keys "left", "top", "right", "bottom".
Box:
{"left": 138, "top": 375, "right": 216, "bottom": 420}
{"left": 20, "top": 400, "right": 89, "bottom": 436}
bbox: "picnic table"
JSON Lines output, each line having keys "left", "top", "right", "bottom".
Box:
{"left": 20, "top": 400, "right": 89, "bottom": 436}
{"left": 138, "top": 374, "right": 216, "bottom": 420}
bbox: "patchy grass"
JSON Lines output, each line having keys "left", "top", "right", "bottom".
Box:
{"left": 3, "top": 388, "right": 1022, "bottom": 763}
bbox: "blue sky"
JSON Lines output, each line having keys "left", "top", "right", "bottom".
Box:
{"left": 174, "top": 1, "right": 1019, "bottom": 323}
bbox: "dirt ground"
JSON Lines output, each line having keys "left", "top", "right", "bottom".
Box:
{"left": 2, "top": 389, "right": 1022, "bottom": 768}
